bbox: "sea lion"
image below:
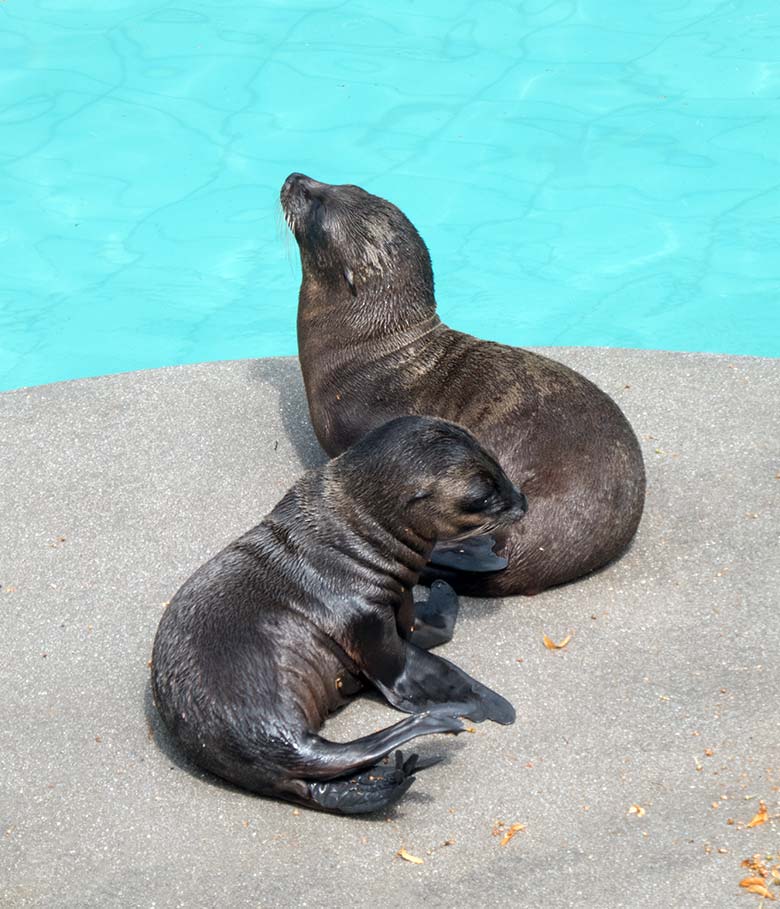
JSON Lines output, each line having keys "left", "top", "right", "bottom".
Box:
{"left": 281, "top": 173, "right": 646, "bottom": 597}
{"left": 151, "top": 416, "right": 526, "bottom": 815}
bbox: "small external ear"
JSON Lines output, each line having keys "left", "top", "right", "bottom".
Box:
{"left": 343, "top": 267, "right": 357, "bottom": 296}
{"left": 406, "top": 489, "right": 432, "bottom": 505}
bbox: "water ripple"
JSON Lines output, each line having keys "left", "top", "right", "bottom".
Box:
{"left": 1, "top": 0, "right": 778, "bottom": 390}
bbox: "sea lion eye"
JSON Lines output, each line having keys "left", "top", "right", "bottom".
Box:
{"left": 462, "top": 483, "right": 497, "bottom": 512}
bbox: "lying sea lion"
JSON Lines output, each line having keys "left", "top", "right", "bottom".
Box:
{"left": 281, "top": 173, "right": 646, "bottom": 596}
{"left": 151, "top": 416, "right": 526, "bottom": 815}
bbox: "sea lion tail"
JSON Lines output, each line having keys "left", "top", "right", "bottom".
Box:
{"left": 285, "top": 709, "right": 464, "bottom": 815}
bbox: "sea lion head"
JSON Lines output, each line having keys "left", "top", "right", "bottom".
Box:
{"left": 336, "top": 416, "right": 527, "bottom": 546}
{"left": 281, "top": 173, "right": 435, "bottom": 309}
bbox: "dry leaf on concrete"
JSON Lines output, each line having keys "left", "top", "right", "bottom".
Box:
{"left": 747, "top": 801, "right": 769, "bottom": 828}
{"left": 499, "top": 823, "right": 526, "bottom": 846}
{"left": 741, "top": 855, "right": 769, "bottom": 876}
{"left": 739, "top": 877, "right": 775, "bottom": 899}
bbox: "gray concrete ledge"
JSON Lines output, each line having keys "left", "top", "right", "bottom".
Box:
{"left": 1, "top": 350, "right": 779, "bottom": 909}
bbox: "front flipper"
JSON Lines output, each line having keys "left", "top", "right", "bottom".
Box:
{"left": 351, "top": 609, "right": 514, "bottom": 726}
{"left": 369, "top": 643, "right": 515, "bottom": 727}
{"left": 429, "top": 534, "right": 508, "bottom": 572}
{"left": 408, "top": 580, "right": 460, "bottom": 650}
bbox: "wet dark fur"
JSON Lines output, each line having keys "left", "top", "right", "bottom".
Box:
{"left": 281, "top": 173, "right": 646, "bottom": 597}
{"left": 151, "top": 417, "right": 525, "bottom": 815}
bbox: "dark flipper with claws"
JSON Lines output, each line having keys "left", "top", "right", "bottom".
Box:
{"left": 273, "top": 711, "right": 464, "bottom": 816}
{"left": 429, "top": 534, "right": 508, "bottom": 572}
{"left": 306, "top": 750, "right": 432, "bottom": 815}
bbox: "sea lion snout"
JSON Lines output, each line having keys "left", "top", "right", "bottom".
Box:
{"left": 280, "top": 173, "right": 327, "bottom": 229}
{"left": 489, "top": 485, "right": 527, "bottom": 532}
{"left": 510, "top": 489, "right": 528, "bottom": 519}
{"left": 282, "top": 172, "right": 323, "bottom": 196}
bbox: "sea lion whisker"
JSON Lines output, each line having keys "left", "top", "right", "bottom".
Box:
{"left": 443, "top": 521, "right": 500, "bottom": 544}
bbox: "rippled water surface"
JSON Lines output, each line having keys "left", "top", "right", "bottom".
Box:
{"left": 1, "top": 1, "right": 778, "bottom": 390}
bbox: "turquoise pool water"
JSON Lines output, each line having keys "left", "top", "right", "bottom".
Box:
{"left": 1, "top": 1, "right": 778, "bottom": 391}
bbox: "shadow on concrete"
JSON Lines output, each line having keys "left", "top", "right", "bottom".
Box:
{"left": 247, "top": 357, "right": 326, "bottom": 470}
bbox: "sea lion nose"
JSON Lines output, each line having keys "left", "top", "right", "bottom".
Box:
{"left": 511, "top": 489, "right": 528, "bottom": 518}
{"left": 282, "top": 172, "right": 326, "bottom": 196}
{"left": 284, "top": 172, "right": 306, "bottom": 189}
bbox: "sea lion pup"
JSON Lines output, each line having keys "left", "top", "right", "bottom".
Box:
{"left": 281, "top": 173, "right": 646, "bottom": 597}
{"left": 151, "top": 416, "right": 526, "bottom": 815}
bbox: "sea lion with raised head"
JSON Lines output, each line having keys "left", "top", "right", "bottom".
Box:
{"left": 151, "top": 416, "right": 526, "bottom": 815}
{"left": 281, "top": 173, "right": 646, "bottom": 597}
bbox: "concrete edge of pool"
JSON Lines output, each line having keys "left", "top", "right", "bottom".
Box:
{"left": 1, "top": 343, "right": 775, "bottom": 396}
{"left": 2, "top": 349, "right": 779, "bottom": 909}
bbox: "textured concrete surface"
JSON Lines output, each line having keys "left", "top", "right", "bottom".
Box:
{"left": 1, "top": 350, "right": 778, "bottom": 909}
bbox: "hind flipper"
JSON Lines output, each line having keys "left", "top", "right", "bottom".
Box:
{"left": 294, "top": 707, "right": 464, "bottom": 781}
{"left": 408, "top": 580, "right": 460, "bottom": 650}
{"left": 306, "top": 751, "right": 425, "bottom": 815}
{"left": 266, "top": 713, "right": 464, "bottom": 815}
{"left": 365, "top": 640, "right": 515, "bottom": 726}
{"left": 429, "top": 535, "right": 508, "bottom": 572}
